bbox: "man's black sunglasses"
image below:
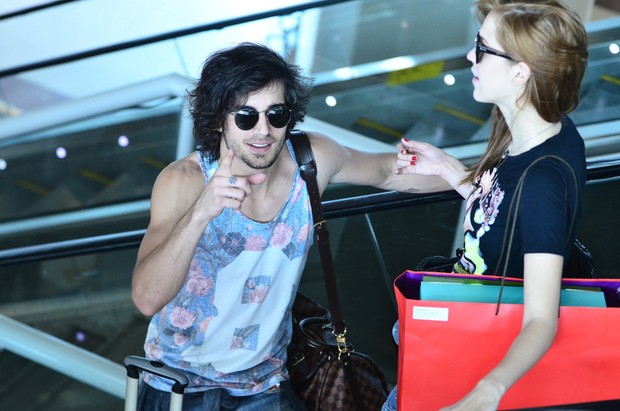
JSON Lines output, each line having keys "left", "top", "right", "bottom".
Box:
{"left": 475, "top": 33, "right": 515, "bottom": 64}
{"left": 229, "top": 105, "right": 292, "bottom": 131}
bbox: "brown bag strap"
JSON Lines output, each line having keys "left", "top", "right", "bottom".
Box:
{"left": 288, "top": 129, "right": 347, "bottom": 337}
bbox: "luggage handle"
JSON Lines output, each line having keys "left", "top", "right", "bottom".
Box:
{"left": 123, "top": 355, "right": 189, "bottom": 411}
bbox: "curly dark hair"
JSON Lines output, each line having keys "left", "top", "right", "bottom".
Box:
{"left": 188, "top": 42, "right": 313, "bottom": 162}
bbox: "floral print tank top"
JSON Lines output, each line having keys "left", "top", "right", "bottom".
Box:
{"left": 143, "top": 141, "right": 313, "bottom": 394}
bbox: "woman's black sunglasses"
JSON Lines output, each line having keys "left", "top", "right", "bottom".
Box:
{"left": 475, "top": 33, "right": 514, "bottom": 64}
{"left": 229, "top": 105, "right": 292, "bottom": 131}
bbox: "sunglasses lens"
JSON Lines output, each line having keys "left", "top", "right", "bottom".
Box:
{"left": 266, "top": 106, "right": 291, "bottom": 128}
{"left": 232, "top": 106, "right": 291, "bottom": 130}
{"left": 234, "top": 109, "right": 259, "bottom": 130}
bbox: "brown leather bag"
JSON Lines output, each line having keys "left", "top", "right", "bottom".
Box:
{"left": 287, "top": 293, "right": 389, "bottom": 411}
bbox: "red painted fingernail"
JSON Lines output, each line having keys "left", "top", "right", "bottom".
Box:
{"left": 411, "top": 155, "right": 416, "bottom": 161}
{"left": 410, "top": 160, "right": 416, "bottom": 165}
{"left": 403, "top": 138, "right": 409, "bottom": 142}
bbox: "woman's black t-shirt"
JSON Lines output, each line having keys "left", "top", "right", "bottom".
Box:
{"left": 455, "top": 116, "right": 586, "bottom": 278}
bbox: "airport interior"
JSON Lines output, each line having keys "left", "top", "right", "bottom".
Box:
{"left": 0, "top": 0, "right": 619, "bottom": 409}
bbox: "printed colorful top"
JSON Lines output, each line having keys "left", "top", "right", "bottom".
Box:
{"left": 143, "top": 140, "right": 314, "bottom": 394}
{"left": 455, "top": 116, "right": 586, "bottom": 278}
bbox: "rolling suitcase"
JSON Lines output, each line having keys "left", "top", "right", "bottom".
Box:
{"left": 123, "top": 355, "right": 189, "bottom": 411}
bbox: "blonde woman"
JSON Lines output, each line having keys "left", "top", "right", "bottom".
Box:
{"left": 386, "top": 1, "right": 589, "bottom": 410}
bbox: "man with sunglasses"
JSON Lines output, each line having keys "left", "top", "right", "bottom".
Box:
{"left": 131, "top": 42, "right": 447, "bottom": 410}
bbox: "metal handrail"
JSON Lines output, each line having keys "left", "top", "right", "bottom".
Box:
{"left": 0, "top": 314, "right": 126, "bottom": 398}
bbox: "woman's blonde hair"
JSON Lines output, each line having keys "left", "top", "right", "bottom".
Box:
{"left": 464, "top": 0, "right": 588, "bottom": 184}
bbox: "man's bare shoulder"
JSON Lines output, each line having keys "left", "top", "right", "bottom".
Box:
{"left": 304, "top": 130, "right": 335, "bottom": 150}
{"left": 151, "top": 152, "right": 206, "bottom": 204}
{"left": 157, "top": 152, "right": 204, "bottom": 184}
{"left": 303, "top": 131, "right": 343, "bottom": 163}
{"left": 296, "top": 131, "right": 347, "bottom": 190}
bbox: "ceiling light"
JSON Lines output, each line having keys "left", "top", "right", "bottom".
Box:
{"left": 56, "top": 147, "right": 67, "bottom": 159}
{"left": 118, "top": 135, "right": 129, "bottom": 147}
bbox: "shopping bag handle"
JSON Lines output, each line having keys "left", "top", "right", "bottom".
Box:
{"left": 494, "top": 155, "right": 579, "bottom": 315}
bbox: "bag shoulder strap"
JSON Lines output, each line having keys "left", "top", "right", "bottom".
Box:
{"left": 288, "top": 129, "right": 346, "bottom": 336}
{"left": 495, "top": 154, "right": 579, "bottom": 312}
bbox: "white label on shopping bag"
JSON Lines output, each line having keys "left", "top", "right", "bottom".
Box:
{"left": 412, "top": 306, "right": 449, "bottom": 322}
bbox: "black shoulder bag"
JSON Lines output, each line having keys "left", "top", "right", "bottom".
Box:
{"left": 286, "top": 130, "right": 390, "bottom": 411}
